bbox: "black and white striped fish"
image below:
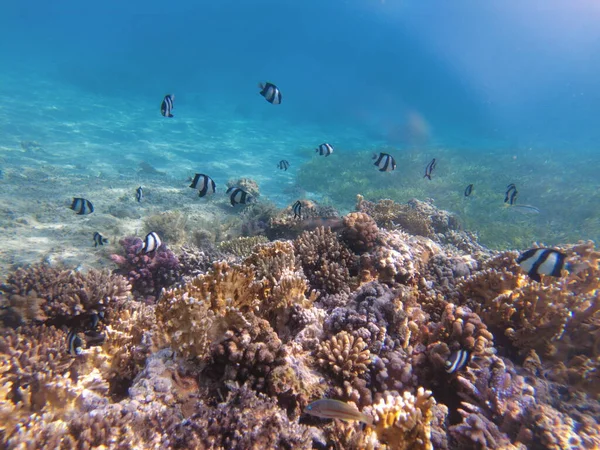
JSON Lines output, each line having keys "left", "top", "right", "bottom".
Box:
{"left": 424, "top": 158, "right": 436, "bottom": 180}
{"left": 316, "top": 143, "right": 333, "bottom": 157}
{"left": 93, "top": 232, "right": 108, "bottom": 247}
{"left": 278, "top": 160, "right": 290, "bottom": 171}
{"left": 445, "top": 349, "right": 470, "bottom": 373}
{"left": 504, "top": 183, "right": 518, "bottom": 205}
{"left": 516, "top": 248, "right": 567, "bottom": 282}
{"left": 373, "top": 152, "right": 396, "bottom": 172}
{"left": 464, "top": 184, "right": 474, "bottom": 197}
{"left": 67, "top": 330, "right": 83, "bottom": 356}
{"left": 292, "top": 200, "right": 302, "bottom": 219}
{"left": 189, "top": 173, "right": 216, "bottom": 198}
{"left": 139, "top": 231, "right": 162, "bottom": 254}
{"left": 136, "top": 186, "right": 143, "bottom": 203}
{"left": 161, "top": 94, "right": 175, "bottom": 117}
{"left": 71, "top": 197, "right": 94, "bottom": 215}
{"left": 226, "top": 187, "right": 253, "bottom": 206}
{"left": 89, "top": 311, "right": 105, "bottom": 330}
{"left": 258, "top": 82, "right": 282, "bottom": 104}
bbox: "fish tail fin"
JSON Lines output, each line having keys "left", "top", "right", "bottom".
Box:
{"left": 258, "top": 82, "right": 264, "bottom": 90}
{"left": 529, "top": 271, "right": 541, "bottom": 282}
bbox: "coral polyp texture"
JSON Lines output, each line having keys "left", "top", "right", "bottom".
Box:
{"left": 1, "top": 200, "right": 599, "bottom": 449}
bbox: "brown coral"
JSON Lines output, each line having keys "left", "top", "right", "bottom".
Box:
{"left": 218, "top": 235, "right": 269, "bottom": 258}
{"left": 164, "top": 384, "right": 314, "bottom": 449}
{"left": 342, "top": 211, "right": 379, "bottom": 253}
{"left": 362, "top": 388, "right": 447, "bottom": 450}
{"left": 156, "top": 261, "right": 263, "bottom": 359}
{"left": 210, "top": 316, "right": 286, "bottom": 392}
{"left": 294, "top": 226, "right": 357, "bottom": 295}
{"left": 316, "top": 331, "right": 371, "bottom": 380}
{"left": 0, "top": 264, "right": 130, "bottom": 327}
{"left": 458, "top": 242, "right": 600, "bottom": 371}
{"left": 356, "top": 195, "right": 434, "bottom": 237}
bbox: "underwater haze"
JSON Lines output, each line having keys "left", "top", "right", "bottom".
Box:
{"left": 2, "top": 2, "right": 600, "bottom": 449}
{"left": 1, "top": 0, "right": 600, "bottom": 265}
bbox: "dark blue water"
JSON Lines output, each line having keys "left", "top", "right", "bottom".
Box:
{"left": 4, "top": 0, "right": 600, "bottom": 145}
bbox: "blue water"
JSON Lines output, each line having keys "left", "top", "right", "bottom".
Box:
{"left": 1, "top": 0, "right": 600, "bottom": 253}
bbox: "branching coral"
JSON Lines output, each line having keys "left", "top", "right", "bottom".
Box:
{"left": 210, "top": 316, "right": 286, "bottom": 392}
{"left": 361, "top": 388, "right": 447, "bottom": 450}
{"left": 458, "top": 242, "right": 600, "bottom": 369}
{"left": 245, "top": 241, "right": 316, "bottom": 317}
{"left": 218, "top": 235, "right": 269, "bottom": 258}
{"left": 178, "top": 243, "right": 225, "bottom": 280}
{"left": 102, "top": 300, "right": 166, "bottom": 390}
{"left": 341, "top": 212, "right": 379, "bottom": 253}
{"left": 316, "top": 330, "right": 371, "bottom": 381}
{"left": 164, "top": 384, "right": 314, "bottom": 449}
{"left": 0, "top": 264, "right": 130, "bottom": 327}
{"left": 294, "top": 226, "right": 358, "bottom": 295}
{"left": 157, "top": 261, "right": 263, "bottom": 360}
{"left": 0, "top": 325, "right": 113, "bottom": 447}
{"left": 111, "top": 236, "right": 180, "bottom": 302}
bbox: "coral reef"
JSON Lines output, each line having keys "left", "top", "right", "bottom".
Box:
{"left": 341, "top": 211, "right": 379, "bottom": 253}
{"left": 226, "top": 177, "right": 260, "bottom": 197}
{"left": 218, "top": 235, "right": 269, "bottom": 258}
{"left": 265, "top": 200, "right": 341, "bottom": 240}
{"left": 355, "top": 195, "right": 461, "bottom": 240}
{"left": 144, "top": 211, "right": 189, "bottom": 246}
{"left": 294, "top": 226, "right": 358, "bottom": 295}
{"left": 110, "top": 236, "right": 180, "bottom": 302}
{"left": 2, "top": 198, "right": 599, "bottom": 450}
{"left": 156, "top": 261, "right": 262, "bottom": 360}
{"left": 316, "top": 330, "right": 371, "bottom": 381}
{"left": 0, "top": 264, "right": 130, "bottom": 327}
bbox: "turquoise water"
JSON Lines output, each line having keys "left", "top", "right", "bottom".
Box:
{"left": 1, "top": 0, "right": 600, "bottom": 264}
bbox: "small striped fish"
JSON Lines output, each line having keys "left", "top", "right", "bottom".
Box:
{"left": 445, "top": 349, "right": 470, "bottom": 373}
{"left": 304, "top": 399, "right": 373, "bottom": 425}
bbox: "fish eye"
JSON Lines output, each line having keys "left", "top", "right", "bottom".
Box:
{"left": 444, "top": 360, "right": 451, "bottom": 367}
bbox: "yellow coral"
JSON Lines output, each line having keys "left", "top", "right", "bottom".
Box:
{"left": 316, "top": 331, "right": 371, "bottom": 380}
{"left": 367, "top": 388, "right": 441, "bottom": 450}
{"left": 157, "top": 262, "right": 263, "bottom": 359}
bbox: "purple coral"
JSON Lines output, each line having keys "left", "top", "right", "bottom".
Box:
{"left": 110, "top": 236, "right": 180, "bottom": 303}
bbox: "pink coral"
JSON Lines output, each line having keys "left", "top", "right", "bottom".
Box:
{"left": 110, "top": 236, "right": 180, "bottom": 302}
